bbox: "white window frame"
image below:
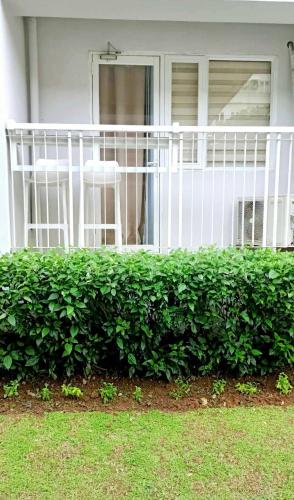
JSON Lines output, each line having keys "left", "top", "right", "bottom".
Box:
{"left": 164, "top": 55, "right": 208, "bottom": 168}
{"left": 164, "top": 54, "right": 277, "bottom": 169}
{"left": 207, "top": 54, "right": 278, "bottom": 127}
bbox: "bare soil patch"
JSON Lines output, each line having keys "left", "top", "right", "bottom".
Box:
{"left": 0, "top": 371, "right": 293, "bottom": 415}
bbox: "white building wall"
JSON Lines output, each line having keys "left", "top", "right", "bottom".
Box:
{"left": 32, "top": 19, "right": 294, "bottom": 247}
{"left": 0, "top": 1, "right": 28, "bottom": 252}
{"left": 36, "top": 18, "right": 294, "bottom": 125}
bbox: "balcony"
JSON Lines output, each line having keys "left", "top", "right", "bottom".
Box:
{"left": 6, "top": 121, "right": 294, "bottom": 252}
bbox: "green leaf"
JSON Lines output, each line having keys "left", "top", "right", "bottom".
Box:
{"left": 25, "top": 346, "right": 35, "bottom": 356}
{"left": 64, "top": 343, "right": 73, "bottom": 356}
{"left": 117, "top": 338, "right": 124, "bottom": 350}
{"left": 268, "top": 270, "right": 279, "bottom": 280}
{"left": 70, "top": 325, "right": 79, "bottom": 337}
{"left": 240, "top": 311, "right": 250, "bottom": 323}
{"left": 42, "top": 327, "right": 50, "bottom": 338}
{"left": 128, "top": 353, "right": 137, "bottom": 365}
{"left": 178, "top": 283, "right": 187, "bottom": 293}
{"left": 3, "top": 355, "right": 12, "bottom": 370}
{"left": 252, "top": 349, "right": 262, "bottom": 356}
{"left": 25, "top": 356, "right": 39, "bottom": 367}
{"left": 48, "top": 292, "right": 59, "bottom": 301}
{"left": 66, "top": 305, "right": 74, "bottom": 317}
{"left": 8, "top": 315, "right": 16, "bottom": 327}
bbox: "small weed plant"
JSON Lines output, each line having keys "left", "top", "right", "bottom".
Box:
{"left": 276, "top": 373, "right": 293, "bottom": 395}
{"left": 38, "top": 384, "right": 52, "bottom": 401}
{"left": 61, "top": 384, "right": 83, "bottom": 399}
{"left": 133, "top": 386, "right": 143, "bottom": 403}
{"left": 170, "top": 378, "right": 191, "bottom": 400}
{"left": 235, "top": 382, "right": 258, "bottom": 396}
{"left": 3, "top": 380, "right": 19, "bottom": 398}
{"left": 99, "top": 382, "right": 117, "bottom": 404}
{"left": 212, "top": 379, "right": 227, "bottom": 396}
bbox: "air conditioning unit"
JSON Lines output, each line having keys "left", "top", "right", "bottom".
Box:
{"left": 236, "top": 196, "right": 294, "bottom": 247}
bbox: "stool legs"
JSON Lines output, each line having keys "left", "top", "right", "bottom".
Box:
{"left": 24, "top": 181, "right": 69, "bottom": 250}
{"left": 81, "top": 184, "right": 121, "bottom": 248}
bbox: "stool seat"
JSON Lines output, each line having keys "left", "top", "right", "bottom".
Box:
{"left": 28, "top": 160, "right": 69, "bottom": 184}
{"left": 79, "top": 160, "right": 122, "bottom": 247}
{"left": 84, "top": 160, "right": 121, "bottom": 185}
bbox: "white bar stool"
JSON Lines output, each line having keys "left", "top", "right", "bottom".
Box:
{"left": 79, "top": 161, "right": 122, "bottom": 247}
{"left": 25, "top": 159, "right": 69, "bottom": 249}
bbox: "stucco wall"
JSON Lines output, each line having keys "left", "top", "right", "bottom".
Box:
{"left": 0, "top": 2, "right": 27, "bottom": 251}
{"left": 36, "top": 18, "right": 294, "bottom": 125}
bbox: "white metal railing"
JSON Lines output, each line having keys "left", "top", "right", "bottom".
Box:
{"left": 6, "top": 121, "right": 294, "bottom": 251}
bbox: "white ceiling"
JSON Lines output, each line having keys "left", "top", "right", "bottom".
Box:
{"left": 4, "top": 0, "right": 294, "bottom": 24}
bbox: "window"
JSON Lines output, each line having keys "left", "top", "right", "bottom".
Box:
{"left": 208, "top": 60, "right": 271, "bottom": 127}
{"left": 208, "top": 60, "right": 271, "bottom": 167}
{"left": 166, "top": 57, "right": 205, "bottom": 164}
{"left": 171, "top": 62, "right": 198, "bottom": 126}
{"left": 166, "top": 56, "right": 273, "bottom": 167}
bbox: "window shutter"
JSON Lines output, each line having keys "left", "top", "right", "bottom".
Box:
{"left": 171, "top": 63, "right": 198, "bottom": 126}
{"left": 208, "top": 60, "right": 271, "bottom": 166}
{"left": 171, "top": 62, "right": 198, "bottom": 163}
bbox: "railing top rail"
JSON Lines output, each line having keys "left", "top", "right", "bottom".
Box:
{"left": 6, "top": 120, "right": 294, "bottom": 134}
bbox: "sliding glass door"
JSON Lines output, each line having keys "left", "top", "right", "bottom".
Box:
{"left": 92, "top": 55, "right": 160, "bottom": 246}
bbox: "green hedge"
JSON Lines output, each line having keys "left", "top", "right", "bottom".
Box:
{"left": 0, "top": 248, "right": 293, "bottom": 379}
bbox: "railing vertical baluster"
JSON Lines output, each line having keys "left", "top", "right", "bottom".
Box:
{"left": 9, "top": 131, "right": 17, "bottom": 249}
{"left": 91, "top": 136, "right": 96, "bottom": 249}
{"left": 32, "top": 131, "right": 38, "bottom": 249}
{"left": 146, "top": 132, "right": 149, "bottom": 245}
{"left": 221, "top": 132, "right": 227, "bottom": 247}
{"left": 210, "top": 132, "right": 216, "bottom": 245}
{"left": 284, "top": 133, "right": 293, "bottom": 246}
{"left": 44, "top": 131, "right": 50, "bottom": 249}
{"left": 272, "top": 133, "right": 281, "bottom": 248}
{"left": 20, "top": 131, "right": 27, "bottom": 248}
{"left": 200, "top": 132, "right": 205, "bottom": 246}
{"left": 103, "top": 131, "right": 106, "bottom": 246}
{"left": 155, "top": 133, "right": 160, "bottom": 251}
{"left": 190, "top": 133, "right": 195, "bottom": 249}
{"left": 55, "top": 132, "right": 61, "bottom": 247}
{"left": 262, "top": 133, "right": 271, "bottom": 248}
{"left": 67, "top": 131, "right": 74, "bottom": 248}
{"left": 231, "top": 132, "right": 237, "bottom": 246}
{"left": 178, "top": 132, "right": 183, "bottom": 247}
{"left": 241, "top": 133, "right": 248, "bottom": 247}
{"left": 135, "top": 132, "right": 138, "bottom": 246}
{"left": 79, "top": 132, "right": 84, "bottom": 247}
{"left": 167, "top": 131, "right": 173, "bottom": 250}
{"left": 251, "top": 133, "right": 258, "bottom": 246}
{"left": 125, "top": 132, "right": 128, "bottom": 247}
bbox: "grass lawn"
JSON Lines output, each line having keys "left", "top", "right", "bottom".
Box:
{"left": 0, "top": 407, "right": 293, "bottom": 499}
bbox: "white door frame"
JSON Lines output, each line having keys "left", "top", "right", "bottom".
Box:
{"left": 91, "top": 54, "right": 160, "bottom": 126}
{"left": 91, "top": 54, "right": 161, "bottom": 248}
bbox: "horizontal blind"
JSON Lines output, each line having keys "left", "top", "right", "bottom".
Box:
{"left": 208, "top": 60, "right": 271, "bottom": 166}
{"left": 171, "top": 62, "right": 198, "bottom": 163}
{"left": 172, "top": 63, "right": 198, "bottom": 126}
{"left": 208, "top": 60, "right": 271, "bottom": 126}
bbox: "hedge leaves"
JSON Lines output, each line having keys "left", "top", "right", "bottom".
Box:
{"left": 0, "top": 248, "right": 293, "bottom": 379}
